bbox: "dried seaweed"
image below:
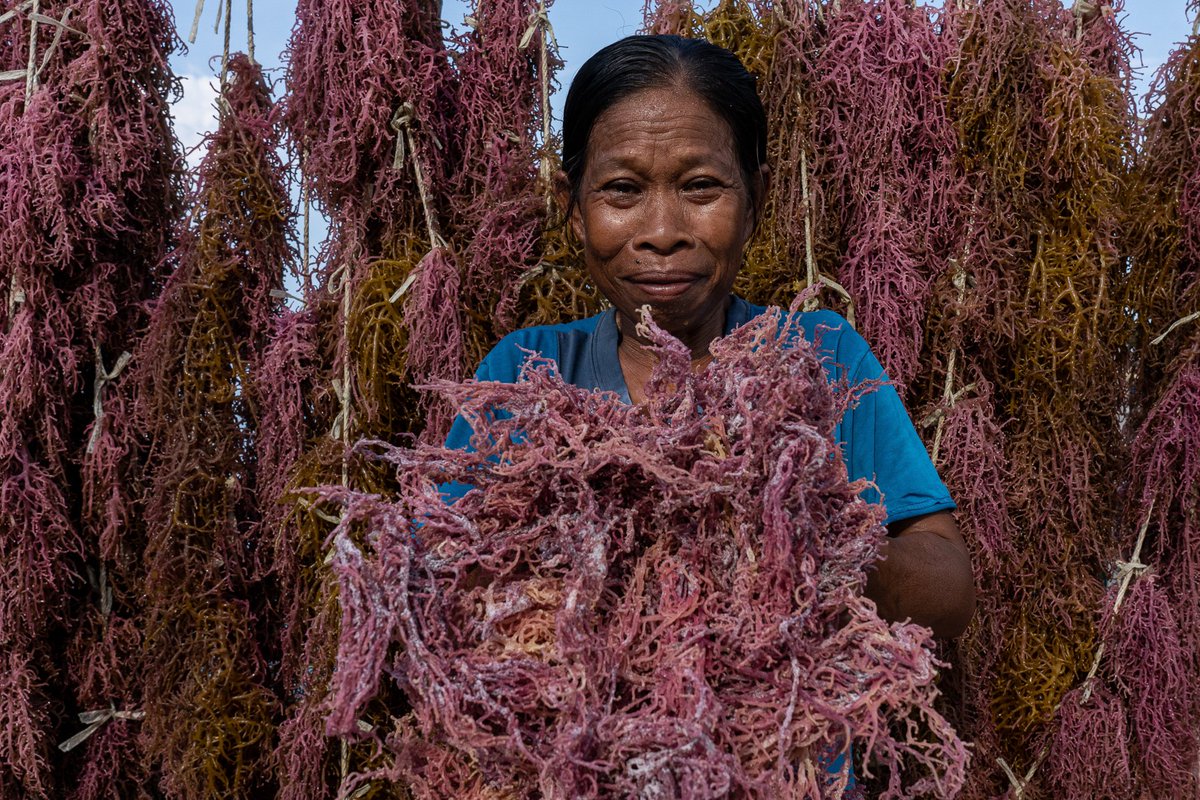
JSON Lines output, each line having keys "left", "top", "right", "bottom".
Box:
{"left": 279, "top": 1, "right": 463, "bottom": 789}
{"left": 135, "top": 55, "right": 290, "bottom": 799}
{"left": 1038, "top": 8, "right": 1200, "bottom": 799}
{"left": 274, "top": 3, "right": 570, "bottom": 794}
{"left": 0, "top": 1, "right": 181, "bottom": 795}
{"left": 806, "top": 0, "right": 965, "bottom": 397}
{"left": 931, "top": 3, "right": 1135, "bottom": 793}
{"left": 324, "top": 308, "right": 967, "bottom": 799}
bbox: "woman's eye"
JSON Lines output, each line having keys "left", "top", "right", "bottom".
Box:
{"left": 685, "top": 178, "right": 721, "bottom": 193}
{"left": 604, "top": 181, "right": 638, "bottom": 195}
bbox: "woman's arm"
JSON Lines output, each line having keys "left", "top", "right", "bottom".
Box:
{"left": 864, "top": 510, "right": 976, "bottom": 639}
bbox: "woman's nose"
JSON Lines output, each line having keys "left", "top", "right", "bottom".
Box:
{"left": 633, "top": 189, "right": 691, "bottom": 255}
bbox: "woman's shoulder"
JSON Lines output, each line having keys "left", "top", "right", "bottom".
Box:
{"left": 475, "top": 312, "right": 608, "bottom": 382}
{"left": 737, "top": 301, "right": 873, "bottom": 379}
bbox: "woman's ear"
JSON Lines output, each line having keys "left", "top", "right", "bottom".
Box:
{"left": 553, "top": 170, "right": 581, "bottom": 238}
{"left": 752, "top": 163, "right": 771, "bottom": 227}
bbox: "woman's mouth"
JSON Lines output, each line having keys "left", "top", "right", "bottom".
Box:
{"left": 623, "top": 273, "right": 703, "bottom": 299}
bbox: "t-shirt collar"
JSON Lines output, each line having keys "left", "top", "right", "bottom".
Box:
{"left": 589, "top": 295, "right": 753, "bottom": 404}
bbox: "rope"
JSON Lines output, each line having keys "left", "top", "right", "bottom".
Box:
{"left": 390, "top": 103, "right": 447, "bottom": 248}
{"left": 300, "top": 148, "right": 312, "bottom": 291}
{"left": 388, "top": 104, "right": 451, "bottom": 304}
{"left": 800, "top": 148, "right": 818, "bottom": 312}
{"left": 86, "top": 347, "right": 133, "bottom": 455}
{"left": 0, "top": 5, "right": 85, "bottom": 87}
{"left": 997, "top": 752, "right": 1047, "bottom": 799}
{"left": 35, "top": 7, "right": 73, "bottom": 81}
{"left": 389, "top": 103, "right": 415, "bottom": 170}
{"left": 219, "top": 0, "right": 232, "bottom": 90}
{"left": 246, "top": 0, "right": 254, "bottom": 63}
{"left": 528, "top": 1, "right": 556, "bottom": 212}
{"left": 1078, "top": 500, "right": 1154, "bottom": 702}
{"left": 58, "top": 708, "right": 145, "bottom": 752}
{"left": 1071, "top": 1, "right": 1102, "bottom": 41}
{"left": 269, "top": 288, "right": 305, "bottom": 306}
{"left": 0, "top": 0, "right": 34, "bottom": 26}
{"left": 7, "top": 273, "right": 25, "bottom": 318}
{"left": 188, "top": 0, "right": 204, "bottom": 43}
{"left": 796, "top": 147, "right": 855, "bottom": 324}
{"left": 930, "top": 263, "right": 972, "bottom": 465}
{"left": 327, "top": 257, "right": 354, "bottom": 446}
{"left": 24, "top": 0, "right": 38, "bottom": 100}
{"left": 1151, "top": 310, "right": 1199, "bottom": 346}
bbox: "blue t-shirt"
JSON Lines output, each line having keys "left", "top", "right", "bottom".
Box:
{"left": 443, "top": 296, "right": 954, "bottom": 526}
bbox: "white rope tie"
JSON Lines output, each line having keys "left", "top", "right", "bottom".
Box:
{"left": 86, "top": 347, "right": 132, "bottom": 455}
{"left": 58, "top": 707, "right": 145, "bottom": 752}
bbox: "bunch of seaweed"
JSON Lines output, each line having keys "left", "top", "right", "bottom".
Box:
{"left": 933, "top": 1, "right": 1137, "bottom": 795}
{"left": 499, "top": 3, "right": 606, "bottom": 339}
{"left": 1039, "top": 10, "right": 1200, "bottom": 796}
{"left": 275, "top": 1, "right": 565, "bottom": 794}
{"left": 444, "top": 0, "right": 558, "bottom": 366}
{"left": 277, "top": 1, "right": 461, "bottom": 792}
{"left": 133, "top": 54, "right": 290, "bottom": 798}
{"left": 324, "top": 307, "right": 968, "bottom": 799}
{"left": 0, "top": 1, "right": 181, "bottom": 796}
{"left": 805, "top": 0, "right": 965, "bottom": 398}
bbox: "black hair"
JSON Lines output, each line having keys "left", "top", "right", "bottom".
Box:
{"left": 561, "top": 34, "right": 768, "bottom": 209}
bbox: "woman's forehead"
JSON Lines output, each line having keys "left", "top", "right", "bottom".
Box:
{"left": 584, "top": 87, "right": 737, "bottom": 169}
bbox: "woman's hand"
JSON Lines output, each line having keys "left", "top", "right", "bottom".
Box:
{"left": 864, "top": 510, "right": 976, "bottom": 638}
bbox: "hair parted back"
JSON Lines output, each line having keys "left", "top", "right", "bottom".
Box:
{"left": 561, "top": 34, "right": 768, "bottom": 205}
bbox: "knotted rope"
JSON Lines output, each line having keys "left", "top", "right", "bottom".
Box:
{"left": 58, "top": 708, "right": 145, "bottom": 753}
{"left": 86, "top": 347, "right": 132, "bottom": 455}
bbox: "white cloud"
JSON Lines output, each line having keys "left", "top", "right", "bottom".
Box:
{"left": 172, "top": 73, "right": 220, "bottom": 167}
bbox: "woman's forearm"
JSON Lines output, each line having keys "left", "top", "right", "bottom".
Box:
{"left": 864, "top": 511, "right": 976, "bottom": 639}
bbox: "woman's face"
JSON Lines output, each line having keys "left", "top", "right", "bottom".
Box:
{"left": 564, "top": 85, "right": 765, "bottom": 348}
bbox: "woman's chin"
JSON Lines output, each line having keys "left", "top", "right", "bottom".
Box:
{"left": 617, "top": 298, "right": 724, "bottom": 348}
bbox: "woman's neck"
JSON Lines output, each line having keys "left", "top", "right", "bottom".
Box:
{"left": 614, "top": 300, "right": 726, "bottom": 403}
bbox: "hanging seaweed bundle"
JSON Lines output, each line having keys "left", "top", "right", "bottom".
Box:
{"left": 285, "top": 0, "right": 462, "bottom": 440}
{"left": 445, "top": 0, "right": 558, "bottom": 365}
{"left": 806, "top": 0, "right": 965, "bottom": 398}
{"left": 906, "top": 7, "right": 1024, "bottom": 794}
{"left": 913, "top": 243, "right": 1019, "bottom": 797}
{"left": 1125, "top": 4, "right": 1200, "bottom": 397}
{"left": 739, "top": 1, "right": 836, "bottom": 312}
{"left": 1048, "top": 12, "right": 1200, "bottom": 796}
{"left": 502, "top": 2, "right": 605, "bottom": 339}
{"left": 66, "top": 1, "right": 184, "bottom": 793}
{"left": 255, "top": 307, "right": 333, "bottom": 800}
{"left": 322, "top": 307, "right": 967, "bottom": 799}
{"left": 277, "top": 1, "right": 464, "bottom": 794}
{"left": 0, "top": 30, "right": 85, "bottom": 797}
{"left": 0, "top": 1, "right": 181, "bottom": 796}
{"left": 134, "top": 54, "right": 289, "bottom": 799}
{"left": 937, "top": 1, "right": 1136, "bottom": 795}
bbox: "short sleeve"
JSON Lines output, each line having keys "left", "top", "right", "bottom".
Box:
{"left": 443, "top": 345, "right": 499, "bottom": 454}
{"left": 841, "top": 348, "right": 956, "bottom": 526}
{"left": 440, "top": 329, "right": 563, "bottom": 502}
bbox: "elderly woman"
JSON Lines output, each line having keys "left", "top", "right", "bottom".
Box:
{"left": 445, "top": 35, "right": 975, "bottom": 641}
